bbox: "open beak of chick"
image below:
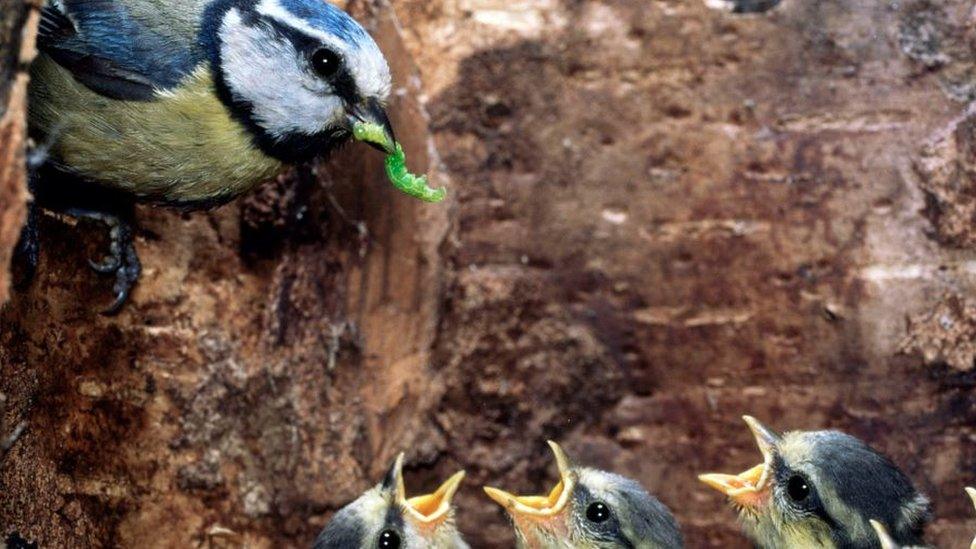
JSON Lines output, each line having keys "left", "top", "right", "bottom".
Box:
{"left": 483, "top": 441, "right": 576, "bottom": 528}
{"left": 698, "top": 415, "right": 781, "bottom": 510}
{"left": 386, "top": 453, "right": 465, "bottom": 533}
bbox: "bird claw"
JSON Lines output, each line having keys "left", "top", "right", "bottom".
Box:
{"left": 101, "top": 230, "right": 141, "bottom": 315}
{"left": 88, "top": 255, "right": 120, "bottom": 273}
{"left": 66, "top": 208, "right": 141, "bottom": 315}
{"left": 96, "top": 220, "right": 140, "bottom": 315}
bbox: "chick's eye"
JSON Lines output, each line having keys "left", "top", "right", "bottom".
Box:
{"left": 586, "top": 501, "right": 612, "bottom": 523}
{"left": 377, "top": 529, "right": 400, "bottom": 549}
{"left": 311, "top": 48, "right": 341, "bottom": 78}
{"left": 787, "top": 475, "right": 810, "bottom": 502}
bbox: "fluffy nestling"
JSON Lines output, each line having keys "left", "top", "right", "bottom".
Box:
{"left": 313, "top": 453, "right": 468, "bottom": 549}
{"left": 483, "top": 441, "right": 683, "bottom": 548}
{"left": 25, "top": 0, "right": 396, "bottom": 312}
{"left": 699, "top": 416, "right": 931, "bottom": 549}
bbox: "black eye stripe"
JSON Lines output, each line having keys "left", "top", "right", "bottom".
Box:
{"left": 258, "top": 17, "right": 317, "bottom": 51}
{"left": 256, "top": 15, "right": 361, "bottom": 103}
{"left": 329, "top": 69, "right": 359, "bottom": 106}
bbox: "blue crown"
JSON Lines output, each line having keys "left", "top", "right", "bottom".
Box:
{"left": 278, "top": 0, "right": 369, "bottom": 46}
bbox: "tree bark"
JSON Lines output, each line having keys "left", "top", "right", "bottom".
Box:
{"left": 0, "top": 0, "right": 35, "bottom": 305}
{"left": 5, "top": 0, "right": 976, "bottom": 548}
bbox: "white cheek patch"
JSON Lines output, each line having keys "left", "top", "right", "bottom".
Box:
{"left": 255, "top": 0, "right": 392, "bottom": 100}
{"left": 220, "top": 9, "right": 344, "bottom": 138}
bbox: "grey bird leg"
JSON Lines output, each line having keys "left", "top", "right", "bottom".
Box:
{"left": 64, "top": 207, "right": 142, "bottom": 315}
{"left": 12, "top": 197, "right": 39, "bottom": 287}
{"left": 13, "top": 131, "right": 62, "bottom": 287}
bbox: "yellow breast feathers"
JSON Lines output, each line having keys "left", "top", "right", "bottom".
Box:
{"left": 29, "top": 56, "right": 282, "bottom": 204}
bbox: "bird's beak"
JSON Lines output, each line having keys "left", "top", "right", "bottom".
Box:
{"left": 966, "top": 487, "right": 976, "bottom": 549}
{"left": 382, "top": 452, "right": 408, "bottom": 495}
{"left": 348, "top": 97, "right": 397, "bottom": 154}
{"left": 870, "top": 520, "right": 899, "bottom": 549}
{"left": 483, "top": 441, "right": 576, "bottom": 524}
{"left": 381, "top": 453, "right": 465, "bottom": 532}
{"left": 403, "top": 471, "right": 466, "bottom": 526}
{"left": 698, "top": 416, "right": 781, "bottom": 509}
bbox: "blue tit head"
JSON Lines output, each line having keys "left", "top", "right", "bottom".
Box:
{"left": 314, "top": 453, "right": 468, "bottom": 549}
{"left": 203, "top": 0, "right": 394, "bottom": 162}
{"left": 484, "top": 441, "right": 683, "bottom": 549}
{"left": 699, "top": 416, "right": 931, "bottom": 549}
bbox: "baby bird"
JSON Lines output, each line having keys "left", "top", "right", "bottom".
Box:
{"left": 699, "top": 416, "right": 931, "bottom": 549}
{"left": 313, "top": 453, "right": 468, "bottom": 549}
{"left": 483, "top": 441, "right": 683, "bottom": 549}
{"left": 26, "top": 0, "right": 396, "bottom": 312}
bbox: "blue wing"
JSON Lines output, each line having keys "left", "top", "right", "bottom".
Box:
{"left": 38, "top": 0, "right": 204, "bottom": 100}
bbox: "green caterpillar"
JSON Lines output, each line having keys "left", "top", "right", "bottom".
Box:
{"left": 353, "top": 122, "right": 447, "bottom": 203}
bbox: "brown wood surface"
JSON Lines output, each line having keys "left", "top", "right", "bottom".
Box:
{"left": 2, "top": 0, "right": 976, "bottom": 547}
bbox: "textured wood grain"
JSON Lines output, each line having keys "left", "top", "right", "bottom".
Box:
{"left": 4, "top": 0, "right": 976, "bottom": 547}
{"left": 0, "top": 0, "right": 36, "bottom": 305}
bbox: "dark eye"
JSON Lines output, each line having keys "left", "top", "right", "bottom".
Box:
{"left": 787, "top": 475, "right": 810, "bottom": 502}
{"left": 311, "top": 48, "right": 341, "bottom": 78}
{"left": 377, "top": 530, "right": 400, "bottom": 549}
{"left": 586, "top": 501, "right": 612, "bottom": 523}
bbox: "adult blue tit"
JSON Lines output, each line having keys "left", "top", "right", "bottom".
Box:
{"left": 23, "top": 0, "right": 396, "bottom": 312}
{"left": 699, "top": 416, "right": 931, "bottom": 549}
{"left": 483, "top": 441, "right": 683, "bottom": 549}
{"left": 313, "top": 453, "right": 469, "bottom": 549}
